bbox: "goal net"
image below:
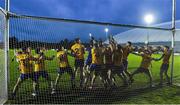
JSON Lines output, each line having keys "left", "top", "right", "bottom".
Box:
{"left": 0, "top": 9, "right": 7, "bottom": 104}
{"left": 6, "top": 12, "right": 179, "bottom": 104}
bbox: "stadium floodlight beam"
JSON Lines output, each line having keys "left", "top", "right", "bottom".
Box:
{"left": 104, "top": 28, "right": 109, "bottom": 39}
{"left": 144, "top": 14, "right": 154, "bottom": 25}
{"left": 144, "top": 14, "right": 154, "bottom": 46}
{"left": 89, "top": 33, "right": 92, "bottom": 37}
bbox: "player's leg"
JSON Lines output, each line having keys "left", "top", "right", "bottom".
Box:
{"left": 107, "top": 66, "right": 113, "bottom": 87}
{"left": 41, "top": 71, "right": 54, "bottom": 93}
{"left": 123, "top": 60, "right": 131, "bottom": 78}
{"left": 54, "top": 68, "right": 64, "bottom": 93}
{"left": 84, "top": 65, "right": 91, "bottom": 87}
{"left": 99, "top": 69, "right": 109, "bottom": 88}
{"left": 89, "top": 64, "right": 98, "bottom": 89}
{"left": 12, "top": 77, "right": 23, "bottom": 97}
{"left": 164, "top": 64, "right": 170, "bottom": 84}
{"left": 129, "top": 68, "right": 142, "bottom": 83}
{"left": 89, "top": 71, "right": 96, "bottom": 89}
{"left": 159, "top": 65, "right": 164, "bottom": 85}
{"left": 119, "top": 66, "right": 128, "bottom": 86}
{"left": 74, "top": 59, "right": 79, "bottom": 79}
{"left": 32, "top": 72, "right": 40, "bottom": 96}
{"left": 144, "top": 69, "right": 153, "bottom": 87}
{"left": 77, "top": 59, "right": 84, "bottom": 88}
{"left": 67, "top": 67, "right": 76, "bottom": 88}
{"left": 79, "top": 66, "right": 84, "bottom": 88}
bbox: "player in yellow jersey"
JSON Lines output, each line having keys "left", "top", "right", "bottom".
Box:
{"left": 122, "top": 41, "right": 134, "bottom": 78}
{"left": 111, "top": 45, "right": 128, "bottom": 87}
{"left": 158, "top": 46, "right": 172, "bottom": 85}
{"left": 129, "top": 50, "right": 160, "bottom": 87}
{"left": 103, "top": 45, "right": 114, "bottom": 87}
{"left": 12, "top": 47, "right": 36, "bottom": 97}
{"left": 71, "top": 38, "right": 85, "bottom": 88}
{"left": 33, "top": 48, "right": 55, "bottom": 96}
{"left": 54, "top": 46, "right": 75, "bottom": 92}
{"left": 89, "top": 43, "right": 106, "bottom": 89}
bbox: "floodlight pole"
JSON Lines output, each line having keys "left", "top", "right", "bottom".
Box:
{"left": 170, "top": 0, "right": 176, "bottom": 84}
{"left": 5, "top": 0, "right": 10, "bottom": 101}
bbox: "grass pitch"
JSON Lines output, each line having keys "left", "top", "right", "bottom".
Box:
{"left": 6, "top": 49, "right": 180, "bottom": 104}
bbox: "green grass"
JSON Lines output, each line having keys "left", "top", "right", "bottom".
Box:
{"left": 6, "top": 49, "right": 180, "bottom": 104}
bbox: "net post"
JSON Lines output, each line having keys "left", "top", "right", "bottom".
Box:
{"left": 170, "top": 0, "right": 176, "bottom": 85}
{"left": 4, "top": 0, "right": 10, "bottom": 102}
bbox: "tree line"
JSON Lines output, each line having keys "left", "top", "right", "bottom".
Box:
{"left": 9, "top": 36, "right": 89, "bottom": 50}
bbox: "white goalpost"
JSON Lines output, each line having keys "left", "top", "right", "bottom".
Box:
{"left": 0, "top": 0, "right": 177, "bottom": 104}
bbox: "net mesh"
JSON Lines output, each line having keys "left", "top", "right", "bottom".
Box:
{"left": 6, "top": 13, "right": 179, "bottom": 104}
{"left": 0, "top": 10, "right": 6, "bottom": 104}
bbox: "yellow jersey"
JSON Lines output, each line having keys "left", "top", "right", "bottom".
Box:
{"left": 140, "top": 53, "right": 152, "bottom": 69}
{"left": 163, "top": 50, "right": 172, "bottom": 64}
{"left": 91, "top": 48, "right": 104, "bottom": 65}
{"left": 122, "top": 46, "right": 133, "bottom": 60}
{"left": 34, "top": 54, "right": 45, "bottom": 72}
{"left": 71, "top": 43, "right": 85, "bottom": 60}
{"left": 113, "top": 50, "right": 123, "bottom": 66}
{"left": 57, "top": 50, "right": 69, "bottom": 68}
{"left": 104, "top": 47, "right": 113, "bottom": 64}
{"left": 17, "top": 53, "right": 33, "bottom": 74}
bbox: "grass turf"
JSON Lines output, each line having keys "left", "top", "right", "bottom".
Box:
{"left": 5, "top": 49, "right": 180, "bottom": 104}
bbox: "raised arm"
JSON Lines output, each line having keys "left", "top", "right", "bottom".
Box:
{"left": 131, "top": 52, "right": 142, "bottom": 56}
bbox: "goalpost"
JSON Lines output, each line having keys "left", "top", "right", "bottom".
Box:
{"left": 0, "top": 0, "right": 177, "bottom": 104}
{"left": 0, "top": 8, "right": 8, "bottom": 104}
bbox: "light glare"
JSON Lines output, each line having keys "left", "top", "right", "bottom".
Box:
{"left": 144, "top": 14, "right": 154, "bottom": 25}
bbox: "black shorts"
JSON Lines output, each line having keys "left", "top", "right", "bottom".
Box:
{"left": 112, "top": 65, "right": 124, "bottom": 73}
{"left": 57, "top": 67, "right": 73, "bottom": 74}
{"left": 90, "top": 64, "right": 102, "bottom": 71}
{"left": 123, "top": 59, "right": 128, "bottom": 70}
{"left": 136, "top": 67, "right": 149, "bottom": 73}
{"left": 75, "top": 59, "right": 84, "bottom": 67}
{"left": 160, "top": 64, "right": 169, "bottom": 71}
{"left": 105, "top": 64, "right": 113, "bottom": 70}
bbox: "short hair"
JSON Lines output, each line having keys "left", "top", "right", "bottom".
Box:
{"left": 35, "top": 48, "right": 41, "bottom": 54}
{"left": 164, "top": 46, "right": 169, "bottom": 49}
{"left": 75, "top": 38, "right": 80, "bottom": 43}
{"left": 117, "top": 44, "right": 122, "bottom": 49}
{"left": 94, "top": 43, "right": 98, "bottom": 48}
{"left": 22, "top": 47, "right": 27, "bottom": 52}
{"left": 127, "top": 41, "right": 132, "bottom": 45}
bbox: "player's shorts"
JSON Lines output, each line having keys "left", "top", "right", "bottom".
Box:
{"left": 160, "top": 64, "right": 169, "bottom": 72}
{"left": 20, "top": 73, "right": 34, "bottom": 81}
{"left": 123, "top": 59, "right": 128, "bottom": 71}
{"left": 85, "top": 58, "right": 92, "bottom": 66}
{"left": 136, "top": 67, "right": 149, "bottom": 73}
{"left": 75, "top": 59, "right": 84, "bottom": 67}
{"left": 57, "top": 67, "right": 73, "bottom": 74}
{"left": 105, "top": 64, "right": 113, "bottom": 70}
{"left": 90, "top": 64, "right": 102, "bottom": 71}
{"left": 112, "top": 65, "right": 125, "bottom": 74}
{"left": 34, "top": 71, "right": 49, "bottom": 81}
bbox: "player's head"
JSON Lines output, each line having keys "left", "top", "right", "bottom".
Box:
{"left": 57, "top": 45, "right": 64, "bottom": 51}
{"left": 22, "top": 47, "right": 27, "bottom": 53}
{"left": 17, "top": 51, "right": 22, "bottom": 55}
{"left": 98, "top": 39, "right": 103, "bottom": 47}
{"left": 144, "top": 49, "right": 151, "bottom": 55}
{"left": 40, "top": 47, "right": 46, "bottom": 53}
{"left": 93, "top": 43, "right": 98, "bottom": 48}
{"left": 164, "top": 46, "right": 169, "bottom": 51}
{"left": 126, "top": 41, "right": 132, "bottom": 46}
{"left": 116, "top": 44, "right": 122, "bottom": 51}
{"left": 75, "top": 38, "right": 81, "bottom": 44}
{"left": 27, "top": 47, "right": 31, "bottom": 53}
{"left": 35, "top": 48, "right": 41, "bottom": 54}
{"left": 106, "top": 46, "right": 111, "bottom": 51}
